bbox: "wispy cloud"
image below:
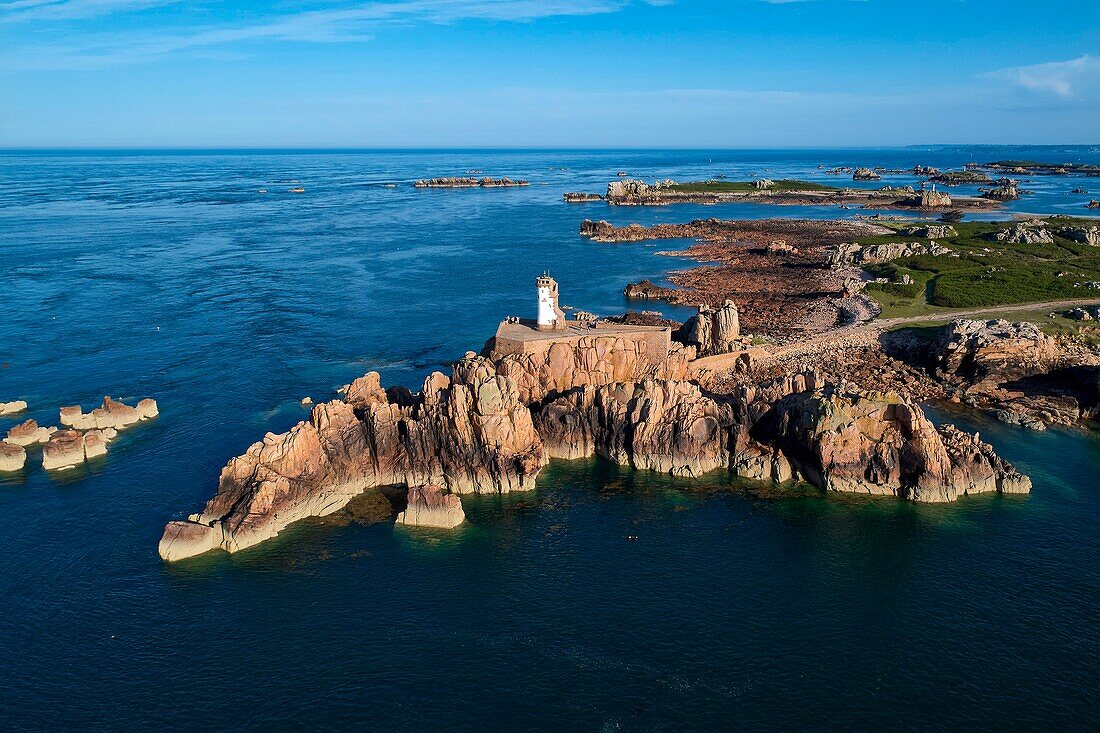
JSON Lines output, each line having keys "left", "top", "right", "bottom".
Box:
{"left": 1, "top": 0, "right": 651, "bottom": 68}
{"left": 986, "top": 55, "right": 1100, "bottom": 98}
{"left": 0, "top": 0, "right": 180, "bottom": 23}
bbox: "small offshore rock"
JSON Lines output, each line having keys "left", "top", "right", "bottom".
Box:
{"left": 395, "top": 485, "right": 466, "bottom": 529}
{"left": 42, "top": 430, "right": 87, "bottom": 471}
{"left": 0, "top": 441, "right": 27, "bottom": 472}
{"left": 0, "top": 400, "right": 28, "bottom": 416}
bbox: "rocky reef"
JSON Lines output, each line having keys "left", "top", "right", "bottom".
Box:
{"left": 414, "top": 177, "right": 528, "bottom": 188}
{"left": 160, "top": 332, "right": 1031, "bottom": 561}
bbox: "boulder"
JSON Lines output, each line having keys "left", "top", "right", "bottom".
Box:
{"left": 0, "top": 442, "right": 26, "bottom": 472}
{"left": 675, "top": 301, "right": 740, "bottom": 356}
{"left": 6, "top": 419, "right": 55, "bottom": 447}
{"left": 395, "top": 485, "right": 465, "bottom": 529}
{"left": 853, "top": 168, "right": 882, "bottom": 181}
{"left": 994, "top": 224, "right": 1053, "bottom": 245}
{"left": 1061, "top": 226, "right": 1100, "bottom": 247}
{"left": 905, "top": 225, "right": 957, "bottom": 239}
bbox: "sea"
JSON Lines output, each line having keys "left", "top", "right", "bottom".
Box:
{"left": 1, "top": 147, "right": 1098, "bottom": 731}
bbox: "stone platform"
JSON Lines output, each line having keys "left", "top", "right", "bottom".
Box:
{"left": 492, "top": 319, "right": 672, "bottom": 365}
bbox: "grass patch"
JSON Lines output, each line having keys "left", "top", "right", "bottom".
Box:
{"left": 857, "top": 217, "right": 1100, "bottom": 312}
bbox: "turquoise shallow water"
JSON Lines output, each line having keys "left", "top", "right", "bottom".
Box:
{"left": 1, "top": 147, "right": 1098, "bottom": 731}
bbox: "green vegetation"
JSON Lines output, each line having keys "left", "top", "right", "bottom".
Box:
{"left": 665, "top": 179, "right": 840, "bottom": 194}
{"left": 931, "top": 170, "right": 991, "bottom": 184}
{"left": 857, "top": 218, "right": 1100, "bottom": 315}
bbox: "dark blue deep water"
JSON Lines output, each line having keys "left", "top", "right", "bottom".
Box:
{"left": 1, "top": 147, "right": 1098, "bottom": 731}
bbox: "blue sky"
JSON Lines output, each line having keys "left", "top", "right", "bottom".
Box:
{"left": 0, "top": 0, "right": 1097, "bottom": 147}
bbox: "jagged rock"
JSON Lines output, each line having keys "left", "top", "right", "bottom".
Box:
{"left": 1088, "top": 200, "right": 1100, "bottom": 209}
{"left": 537, "top": 380, "right": 733, "bottom": 478}
{"left": 826, "top": 240, "right": 952, "bottom": 267}
{"left": 42, "top": 430, "right": 87, "bottom": 470}
{"left": 159, "top": 334, "right": 698, "bottom": 561}
{"left": 564, "top": 192, "right": 602, "bottom": 202}
{"left": 753, "top": 387, "right": 1029, "bottom": 501}
{"left": 395, "top": 485, "right": 465, "bottom": 529}
{"left": 912, "top": 165, "right": 940, "bottom": 176}
{"left": 0, "top": 442, "right": 26, "bottom": 472}
{"left": 994, "top": 224, "right": 1053, "bottom": 245}
{"left": 754, "top": 179, "right": 775, "bottom": 189}
{"left": 1061, "top": 226, "right": 1100, "bottom": 246}
{"left": 939, "top": 425, "right": 1032, "bottom": 494}
{"left": 606, "top": 179, "right": 660, "bottom": 204}
{"left": 905, "top": 225, "right": 957, "bottom": 239}
{"left": 5, "top": 419, "right": 55, "bottom": 447}
{"left": 675, "top": 301, "right": 740, "bottom": 356}
{"left": 853, "top": 168, "right": 882, "bottom": 181}
{"left": 933, "top": 319, "right": 1059, "bottom": 392}
{"left": 918, "top": 189, "right": 953, "bottom": 208}
{"left": 0, "top": 400, "right": 28, "bottom": 416}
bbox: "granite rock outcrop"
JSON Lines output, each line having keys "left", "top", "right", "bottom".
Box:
{"left": 675, "top": 301, "right": 741, "bottom": 356}
{"left": 160, "top": 334, "right": 1032, "bottom": 561}
{"left": 994, "top": 224, "right": 1054, "bottom": 245}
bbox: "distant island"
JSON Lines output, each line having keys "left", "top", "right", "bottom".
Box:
{"left": 565, "top": 178, "right": 998, "bottom": 211}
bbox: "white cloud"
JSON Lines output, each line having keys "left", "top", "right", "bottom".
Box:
{"left": 987, "top": 55, "right": 1100, "bottom": 98}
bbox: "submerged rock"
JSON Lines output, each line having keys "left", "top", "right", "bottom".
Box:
{"left": 395, "top": 485, "right": 465, "bottom": 529}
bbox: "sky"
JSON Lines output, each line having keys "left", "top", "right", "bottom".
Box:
{"left": 0, "top": 0, "right": 1097, "bottom": 147}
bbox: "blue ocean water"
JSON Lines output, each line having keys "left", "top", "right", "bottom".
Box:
{"left": 1, "top": 147, "right": 1098, "bottom": 731}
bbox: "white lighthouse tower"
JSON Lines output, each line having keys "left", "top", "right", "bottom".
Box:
{"left": 536, "top": 273, "right": 566, "bottom": 331}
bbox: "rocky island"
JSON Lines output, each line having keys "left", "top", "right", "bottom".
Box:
{"left": 159, "top": 275, "right": 1032, "bottom": 562}
{"left": 568, "top": 179, "right": 999, "bottom": 211}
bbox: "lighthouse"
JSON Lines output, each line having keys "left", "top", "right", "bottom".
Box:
{"left": 536, "top": 273, "right": 566, "bottom": 331}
